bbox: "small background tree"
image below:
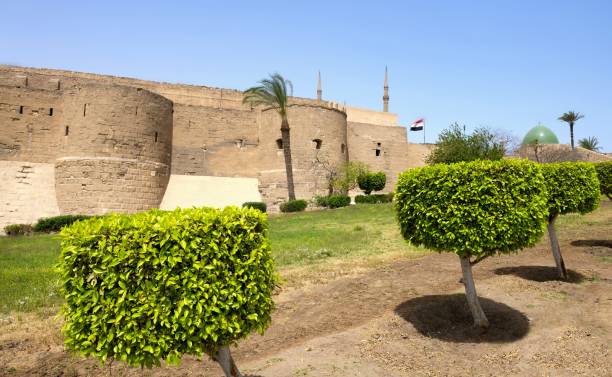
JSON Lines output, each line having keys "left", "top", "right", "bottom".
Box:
{"left": 358, "top": 172, "right": 386, "bottom": 195}
{"left": 578, "top": 136, "right": 601, "bottom": 151}
{"left": 541, "top": 162, "right": 600, "bottom": 279}
{"left": 395, "top": 160, "right": 548, "bottom": 328}
{"left": 426, "top": 123, "right": 505, "bottom": 164}
{"left": 58, "top": 207, "right": 276, "bottom": 377}
{"left": 331, "top": 161, "right": 370, "bottom": 194}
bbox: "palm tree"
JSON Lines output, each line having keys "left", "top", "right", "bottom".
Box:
{"left": 558, "top": 111, "right": 584, "bottom": 150}
{"left": 243, "top": 73, "right": 296, "bottom": 200}
{"left": 578, "top": 136, "right": 601, "bottom": 152}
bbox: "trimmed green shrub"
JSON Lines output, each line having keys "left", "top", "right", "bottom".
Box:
{"left": 58, "top": 207, "right": 276, "bottom": 373}
{"left": 355, "top": 193, "right": 393, "bottom": 204}
{"left": 326, "top": 195, "right": 351, "bottom": 208}
{"left": 358, "top": 172, "right": 386, "bottom": 195}
{"left": 242, "top": 201, "right": 267, "bottom": 213}
{"left": 395, "top": 159, "right": 548, "bottom": 328}
{"left": 280, "top": 199, "right": 308, "bottom": 213}
{"left": 34, "top": 215, "right": 91, "bottom": 233}
{"left": 594, "top": 161, "right": 612, "bottom": 200}
{"left": 541, "top": 162, "right": 600, "bottom": 279}
{"left": 314, "top": 195, "right": 330, "bottom": 207}
{"left": 4, "top": 223, "right": 33, "bottom": 236}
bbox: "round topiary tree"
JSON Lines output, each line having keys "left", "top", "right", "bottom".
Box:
{"left": 395, "top": 159, "right": 548, "bottom": 329}
{"left": 594, "top": 161, "right": 611, "bottom": 200}
{"left": 541, "top": 162, "right": 600, "bottom": 279}
{"left": 58, "top": 207, "right": 276, "bottom": 377}
{"left": 358, "top": 172, "right": 386, "bottom": 195}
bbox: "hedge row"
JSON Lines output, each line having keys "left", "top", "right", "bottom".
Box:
{"left": 280, "top": 199, "right": 308, "bottom": 213}
{"left": 34, "top": 215, "right": 92, "bottom": 233}
{"left": 355, "top": 193, "right": 393, "bottom": 204}
{"left": 242, "top": 202, "right": 267, "bottom": 213}
{"left": 58, "top": 206, "right": 276, "bottom": 367}
{"left": 3, "top": 223, "right": 33, "bottom": 236}
{"left": 3, "top": 215, "right": 91, "bottom": 236}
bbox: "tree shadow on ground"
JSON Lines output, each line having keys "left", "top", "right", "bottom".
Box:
{"left": 394, "top": 294, "right": 529, "bottom": 343}
{"left": 570, "top": 239, "right": 612, "bottom": 248}
{"left": 494, "top": 265, "right": 586, "bottom": 283}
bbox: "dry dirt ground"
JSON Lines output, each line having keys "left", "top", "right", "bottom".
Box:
{"left": 1, "top": 202, "right": 611, "bottom": 377}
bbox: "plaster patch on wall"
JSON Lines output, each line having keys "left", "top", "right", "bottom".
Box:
{"left": 0, "top": 161, "right": 60, "bottom": 234}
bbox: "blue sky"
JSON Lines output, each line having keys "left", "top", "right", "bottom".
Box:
{"left": 2, "top": 1, "right": 611, "bottom": 150}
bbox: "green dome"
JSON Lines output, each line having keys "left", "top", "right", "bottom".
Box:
{"left": 522, "top": 125, "right": 559, "bottom": 145}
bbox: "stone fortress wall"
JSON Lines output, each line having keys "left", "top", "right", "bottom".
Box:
{"left": 0, "top": 65, "right": 431, "bottom": 231}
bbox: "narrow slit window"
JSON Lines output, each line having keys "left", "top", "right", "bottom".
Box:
{"left": 375, "top": 149, "right": 381, "bottom": 157}
{"left": 276, "top": 139, "right": 283, "bottom": 149}
{"left": 83, "top": 104, "right": 87, "bottom": 117}
{"left": 341, "top": 143, "right": 346, "bottom": 153}
{"left": 49, "top": 108, "right": 54, "bottom": 116}
{"left": 65, "top": 126, "right": 69, "bottom": 136}
{"left": 135, "top": 106, "right": 138, "bottom": 116}
{"left": 19, "top": 106, "right": 24, "bottom": 114}
{"left": 313, "top": 139, "right": 322, "bottom": 149}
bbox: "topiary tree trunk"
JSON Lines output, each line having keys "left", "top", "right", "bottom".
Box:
{"left": 214, "top": 346, "right": 243, "bottom": 377}
{"left": 459, "top": 255, "right": 489, "bottom": 329}
{"left": 547, "top": 215, "right": 567, "bottom": 280}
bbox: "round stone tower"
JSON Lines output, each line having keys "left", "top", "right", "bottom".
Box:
{"left": 55, "top": 84, "right": 173, "bottom": 215}
{"left": 258, "top": 102, "right": 348, "bottom": 206}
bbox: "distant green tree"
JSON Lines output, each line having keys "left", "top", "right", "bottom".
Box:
{"left": 332, "top": 161, "right": 370, "bottom": 194}
{"left": 558, "top": 111, "right": 584, "bottom": 150}
{"left": 243, "top": 73, "right": 296, "bottom": 200}
{"left": 578, "top": 136, "right": 600, "bottom": 152}
{"left": 426, "top": 123, "right": 505, "bottom": 165}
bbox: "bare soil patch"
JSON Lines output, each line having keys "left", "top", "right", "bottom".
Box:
{"left": 1, "top": 202, "right": 610, "bottom": 376}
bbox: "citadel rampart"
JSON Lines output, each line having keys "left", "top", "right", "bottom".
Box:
{"left": 0, "top": 65, "right": 430, "bottom": 230}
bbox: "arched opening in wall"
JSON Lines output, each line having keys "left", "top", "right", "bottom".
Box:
{"left": 154, "top": 132, "right": 158, "bottom": 143}
{"left": 19, "top": 106, "right": 23, "bottom": 115}
{"left": 49, "top": 108, "right": 53, "bottom": 116}
{"left": 375, "top": 142, "right": 381, "bottom": 157}
{"left": 341, "top": 143, "right": 346, "bottom": 153}
{"left": 313, "top": 139, "right": 322, "bottom": 149}
{"left": 276, "top": 139, "right": 283, "bottom": 149}
{"left": 65, "top": 126, "right": 69, "bottom": 136}
{"left": 235, "top": 139, "right": 244, "bottom": 149}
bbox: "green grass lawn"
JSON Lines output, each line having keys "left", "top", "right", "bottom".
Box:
{"left": 0, "top": 235, "right": 62, "bottom": 314}
{"left": 0, "top": 204, "right": 421, "bottom": 314}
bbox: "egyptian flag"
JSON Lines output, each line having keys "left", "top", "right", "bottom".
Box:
{"left": 410, "top": 118, "right": 424, "bottom": 131}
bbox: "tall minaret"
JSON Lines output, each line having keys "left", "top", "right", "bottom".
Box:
{"left": 317, "top": 70, "right": 322, "bottom": 101}
{"left": 383, "top": 66, "right": 389, "bottom": 112}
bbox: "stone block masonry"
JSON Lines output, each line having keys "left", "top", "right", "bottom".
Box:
{"left": 55, "top": 157, "right": 170, "bottom": 215}
{"left": 0, "top": 65, "right": 430, "bottom": 223}
{"left": 0, "top": 161, "right": 60, "bottom": 233}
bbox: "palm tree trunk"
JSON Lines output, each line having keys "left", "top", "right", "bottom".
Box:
{"left": 547, "top": 215, "right": 568, "bottom": 280}
{"left": 281, "top": 118, "right": 296, "bottom": 201}
{"left": 459, "top": 255, "right": 489, "bottom": 329}
{"left": 570, "top": 122, "right": 575, "bottom": 150}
